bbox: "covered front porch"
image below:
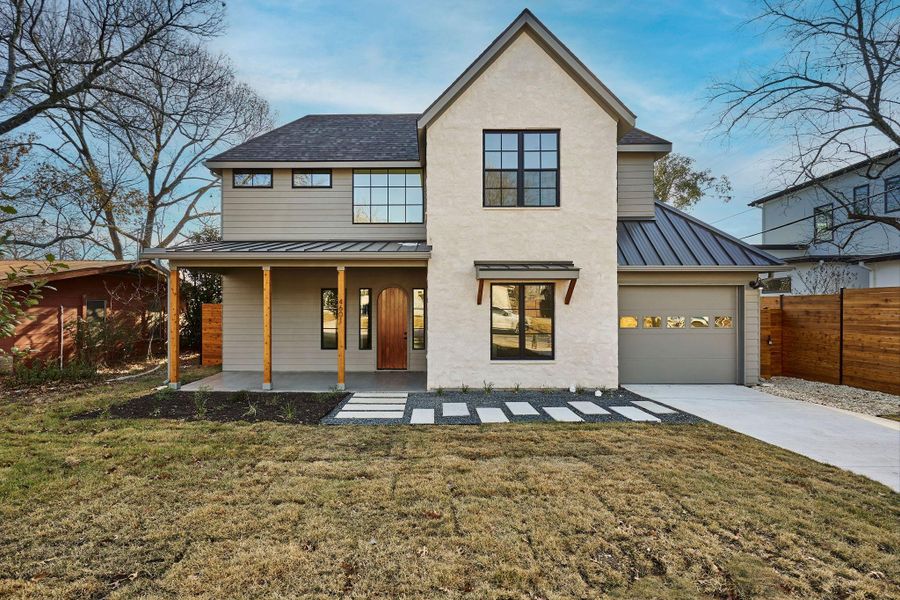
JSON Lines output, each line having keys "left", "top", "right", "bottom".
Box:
{"left": 142, "top": 239, "right": 431, "bottom": 392}
{"left": 182, "top": 370, "right": 427, "bottom": 392}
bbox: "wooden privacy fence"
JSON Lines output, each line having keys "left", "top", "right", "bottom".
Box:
{"left": 201, "top": 303, "right": 222, "bottom": 366}
{"left": 760, "top": 287, "right": 900, "bottom": 395}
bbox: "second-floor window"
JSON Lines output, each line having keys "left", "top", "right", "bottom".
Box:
{"left": 484, "top": 130, "right": 559, "bottom": 207}
{"left": 852, "top": 184, "right": 869, "bottom": 214}
{"left": 293, "top": 169, "right": 331, "bottom": 188}
{"left": 813, "top": 204, "right": 833, "bottom": 242}
{"left": 233, "top": 169, "right": 272, "bottom": 188}
{"left": 352, "top": 169, "right": 424, "bottom": 224}
{"left": 886, "top": 176, "right": 900, "bottom": 213}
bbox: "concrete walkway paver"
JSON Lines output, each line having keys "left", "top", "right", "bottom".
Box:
{"left": 625, "top": 384, "right": 900, "bottom": 491}
{"left": 608, "top": 406, "right": 661, "bottom": 422}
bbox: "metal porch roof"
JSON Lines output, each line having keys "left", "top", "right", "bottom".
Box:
{"left": 142, "top": 240, "right": 431, "bottom": 261}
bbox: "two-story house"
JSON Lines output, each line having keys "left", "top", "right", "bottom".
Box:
{"left": 751, "top": 149, "right": 900, "bottom": 294}
{"left": 144, "top": 10, "right": 782, "bottom": 391}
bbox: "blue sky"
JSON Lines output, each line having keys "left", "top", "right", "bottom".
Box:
{"left": 210, "top": 0, "right": 793, "bottom": 240}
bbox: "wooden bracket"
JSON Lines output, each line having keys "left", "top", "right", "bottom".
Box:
{"left": 564, "top": 279, "right": 577, "bottom": 304}
{"left": 477, "top": 279, "right": 485, "bottom": 305}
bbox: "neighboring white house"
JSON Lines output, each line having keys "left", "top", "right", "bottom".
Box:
{"left": 751, "top": 150, "right": 900, "bottom": 294}
{"left": 144, "top": 10, "right": 783, "bottom": 390}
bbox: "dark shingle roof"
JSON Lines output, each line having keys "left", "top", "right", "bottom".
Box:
{"left": 207, "top": 114, "right": 421, "bottom": 163}
{"left": 617, "top": 202, "right": 783, "bottom": 267}
{"left": 618, "top": 128, "right": 671, "bottom": 146}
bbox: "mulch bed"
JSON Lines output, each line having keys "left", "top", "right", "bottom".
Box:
{"left": 72, "top": 390, "right": 349, "bottom": 424}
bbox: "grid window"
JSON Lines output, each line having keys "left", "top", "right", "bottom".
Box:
{"left": 886, "top": 176, "right": 900, "bottom": 213}
{"left": 813, "top": 204, "right": 833, "bottom": 241}
{"left": 292, "top": 169, "right": 331, "bottom": 188}
{"left": 232, "top": 169, "right": 272, "bottom": 188}
{"left": 412, "top": 288, "right": 425, "bottom": 350}
{"left": 490, "top": 283, "right": 554, "bottom": 360}
{"left": 484, "top": 130, "right": 559, "bottom": 207}
{"left": 353, "top": 169, "right": 423, "bottom": 223}
{"left": 359, "top": 288, "right": 371, "bottom": 350}
{"left": 852, "top": 184, "right": 869, "bottom": 214}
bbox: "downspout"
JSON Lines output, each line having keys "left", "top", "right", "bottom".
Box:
{"left": 857, "top": 261, "right": 873, "bottom": 287}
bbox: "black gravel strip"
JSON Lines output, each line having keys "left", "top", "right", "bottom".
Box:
{"left": 321, "top": 388, "right": 704, "bottom": 425}
{"left": 73, "top": 390, "right": 349, "bottom": 424}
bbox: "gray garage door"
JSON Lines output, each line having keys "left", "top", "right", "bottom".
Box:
{"left": 618, "top": 286, "right": 740, "bottom": 384}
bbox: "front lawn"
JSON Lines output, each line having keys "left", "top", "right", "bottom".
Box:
{"left": 0, "top": 368, "right": 897, "bottom": 599}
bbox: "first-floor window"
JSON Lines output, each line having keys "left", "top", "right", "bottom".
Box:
{"left": 359, "top": 288, "right": 371, "bottom": 350}
{"left": 86, "top": 299, "right": 107, "bottom": 322}
{"left": 321, "top": 288, "right": 338, "bottom": 349}
{"left": 412, "top": 288, "right": 425, "bottom": 349}
{"left": 490, "top": 283, "right": 554, "bottom": 360}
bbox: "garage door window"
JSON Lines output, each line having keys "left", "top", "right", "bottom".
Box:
{"left": 619, "top": 315, "right": 638, "bottom": 328}
{"left": 666, "top": 316, "right": 685, "bottom": 329}
{"left": 491, "top": 283, "right": 554, "bottom": 360}
{"left": 714, "top": 315, "right": 733, "bottom": 328}
{"left": 643, "top": 316, "right": 662, "bottom": 328}
{"left": 690, "top": 316, "right": 709, "bottom": 328}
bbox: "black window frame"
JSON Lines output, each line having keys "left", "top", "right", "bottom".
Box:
{"left": 412, "top": 288, "right": 426, "bottom": 350}
{"left": 320, "top": 288, "right": 344, "bottom": 350}
{"left": 885, "top": 176, "right": 900, "bottom": 213}
{"left": 232, "top": 168, "right": 273, "bottom": 188}
{"left": 292, "top": 168, "right": 332, "bottom": 189}
{"left": 86, "top": 299, "right": 107, "bottom": 322}
{"left": 490, "top": 282, "right": 555, "bottom": 361}
{"left": 351, "top": 168, "right": 425, "bottom": 224}
{"left": 852, "top": 184, "right": 870, "bottom": 214}
{"left": 483, "top": 130, "right": 560, "bottom": 208}
{"left": 359, "top": 288, "right": 372, "bottom": 350}
{"left": 813, "top": 204, "right": 833, "bottom": 242}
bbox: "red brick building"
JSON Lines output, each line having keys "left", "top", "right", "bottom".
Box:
{"left": 0, "top": 260, "right": 168, "bottom": 364}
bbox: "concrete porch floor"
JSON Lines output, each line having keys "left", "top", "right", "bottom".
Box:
{"left": 181, "top": 370, "right": 427, "bottom": 393}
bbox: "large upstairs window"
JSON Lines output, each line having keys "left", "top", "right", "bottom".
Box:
{"left": 353, "top": 169, "right": 424, "bottom": 224}
{"left": 483, "top": 130, "right": 559, "bottom": 207}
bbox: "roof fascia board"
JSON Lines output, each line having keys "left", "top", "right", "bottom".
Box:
{"left": 617, "top": 265, "right": 792, "bottom": 272}
{"left": 204, "top": 160, "right": 422, "bottom": 170}
{"left": 143, "top": 250, "right": 432, "bottom": 261}
{"left": 417, "top": 10, "right": 636, "bottom": 131}
{"left": 617, "top": 144, "right": 672, "bottom": 153}
{"left": 3, "top": 261, "right": 164, "bottom": 287}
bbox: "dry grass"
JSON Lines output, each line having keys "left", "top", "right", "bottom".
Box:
{"left": 0, "top": 368, "right": 897, "bottom": 599}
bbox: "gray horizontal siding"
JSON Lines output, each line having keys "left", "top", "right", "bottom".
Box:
{"left": 222, "top": 169, "right": 426, "bottom": 241}
{"left": 617, "top": 154, "right": 656, "bottom": 219}
{"left": 222, "top": 267, "right": 427, "bottom": 372}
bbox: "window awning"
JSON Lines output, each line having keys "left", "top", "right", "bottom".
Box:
{"left": 474, "top": 261, "right": 580, "bottom": 305}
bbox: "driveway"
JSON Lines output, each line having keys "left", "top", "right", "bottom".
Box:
{"left": 625, "top": 384, "right": 900, "bottom": 492}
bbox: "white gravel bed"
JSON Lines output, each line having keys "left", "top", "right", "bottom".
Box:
{"left": 761, "top": 377, "right": 900, "bottom": 418}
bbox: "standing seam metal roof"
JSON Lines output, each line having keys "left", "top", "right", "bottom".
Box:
{"left": 617, "top": 202, "right": 783, "bottom": 267}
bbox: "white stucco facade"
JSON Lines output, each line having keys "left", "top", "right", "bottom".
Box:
{"left": 424, "top": 31, "right": 620, "bottom": 389}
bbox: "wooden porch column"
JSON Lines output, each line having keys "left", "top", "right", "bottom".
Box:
{"left": 167, "top": 267, "right": 180, "bottom": 388}
{"left": 337, "top": 266, "right": 346, "bottom": 390}
{"left": 262, "top": 266, "right": 272, "bottom": 390}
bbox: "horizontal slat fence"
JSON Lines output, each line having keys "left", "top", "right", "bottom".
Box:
{"left": 201, "top": 303, "right": 222, "bottom": 366}
{"left": 760, "top": 287, "right": 900, "bottom": 394}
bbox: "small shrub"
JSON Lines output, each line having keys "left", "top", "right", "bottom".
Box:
{"left": 242, "top": 402, "right": 258, "bottom": 419}
{"left": 155, "top": 386, "right": 175, "bottom": 402}
{"left": 11, "top": 358, "right": 97, "bottom": 386}
{"left": 435, "top": 386, "right": 444, "bottom": 396}
{"left": 460, "top": 384, "right": 469, "bottom": 394}
{"left": 482, "top": 380, "right": 494, "bottom": 395}
{"left": 540, "top": 386, "right": 551, "bottom": 394}
{"left": 193, "top": 385, "right": 211, "bottom": 419}
{"left": 513, "top": 383, "right": 521, "bottom": 394}
{"left": 280, "top": 400, "right": 297, "bottom": 422}
{"left": 575, "top": 385, "right": 586, "bottom": 395}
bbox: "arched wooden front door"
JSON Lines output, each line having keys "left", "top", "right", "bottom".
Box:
{"left": 377, "top": 287, "right": 408, "bottom": 370}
